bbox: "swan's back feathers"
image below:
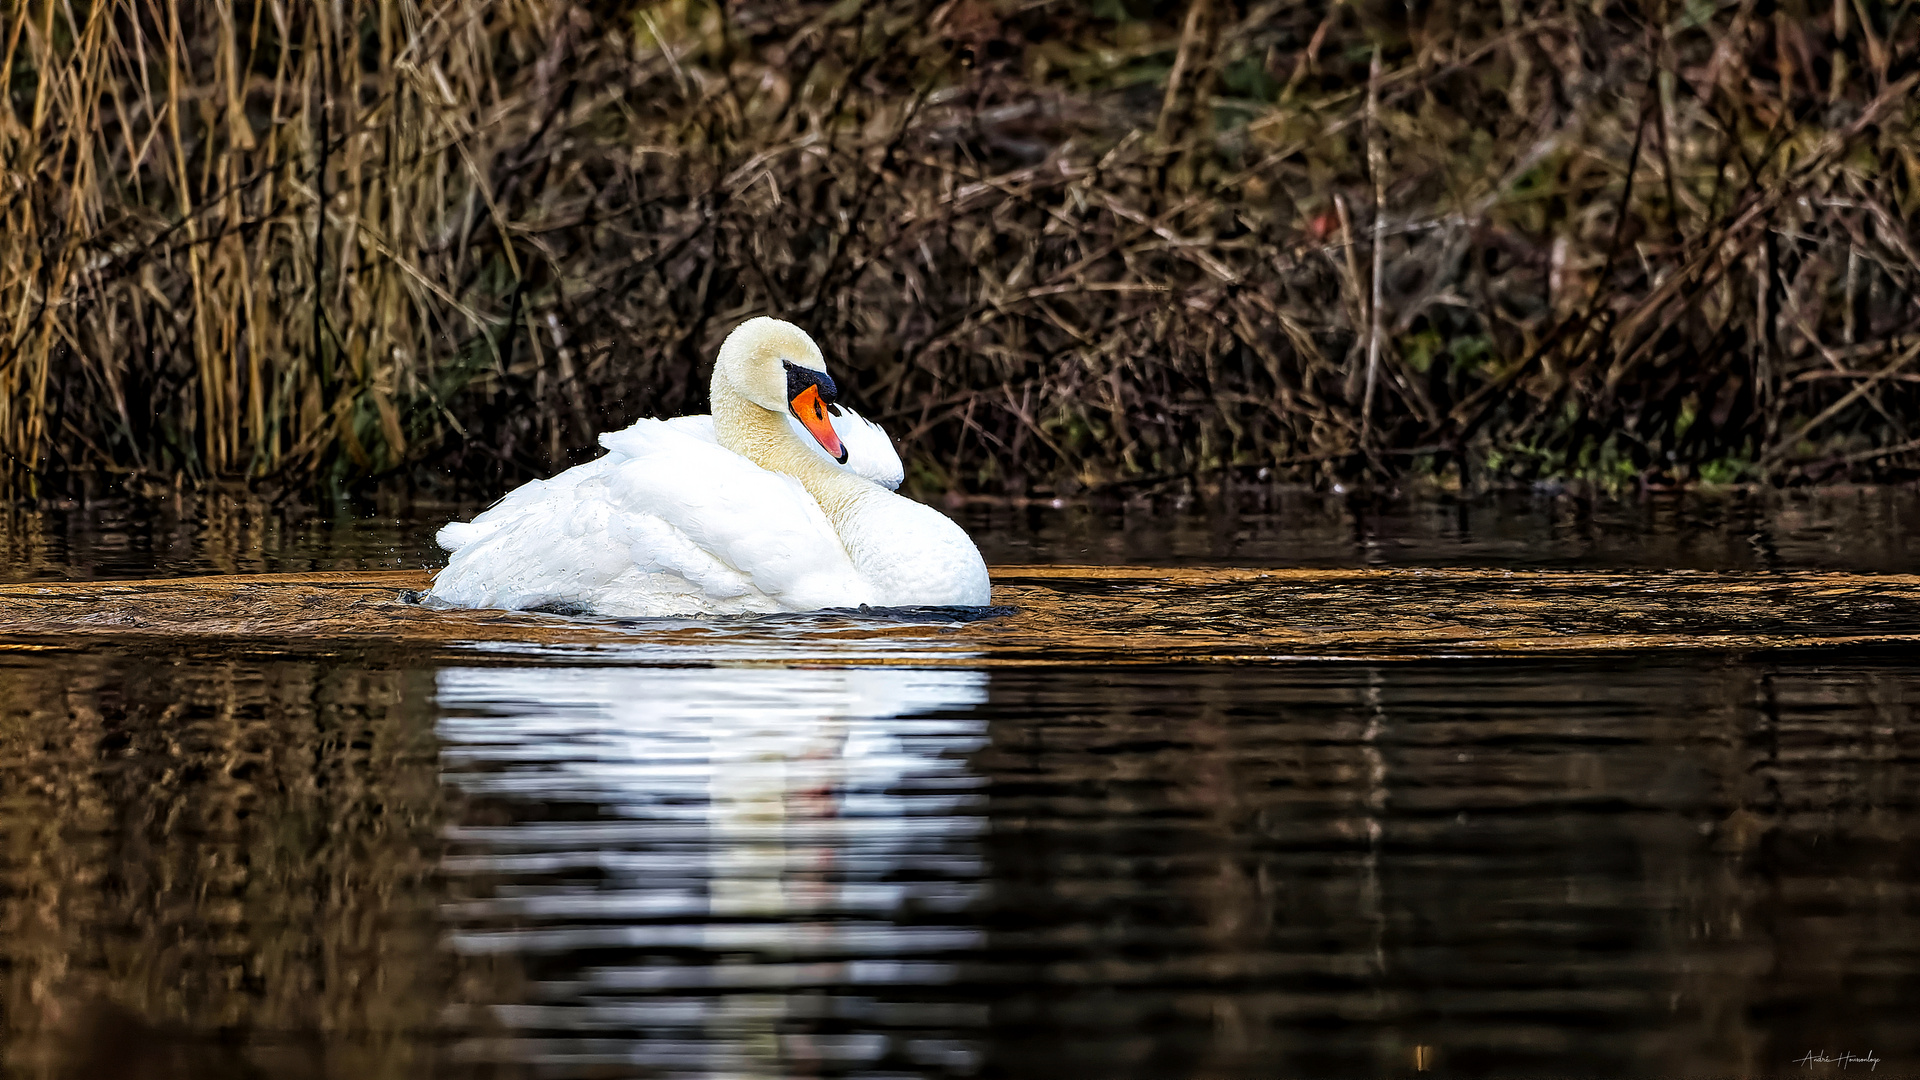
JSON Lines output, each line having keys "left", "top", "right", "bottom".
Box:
{"left": 661, "top": 414, "right": 717, "bottom": 443}
{"left": 435, "top": 521, "right": 482, "bottom": 551}
{"left": 594, "top": 421, "right": 868, "bottom": 609}
{"left": 433, "top": 454, "right": 618, "bottom": 554}
{"left": 830, "top": 409, "right": 904, "bottom": 490}
{"left": 429, "top": 421, "right": 872, "bottom": 616}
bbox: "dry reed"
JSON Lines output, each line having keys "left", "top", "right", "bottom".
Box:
{"left": 2, "top": 0, "right": 1917, "bottom": 496}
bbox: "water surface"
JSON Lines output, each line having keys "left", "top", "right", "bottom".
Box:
{"left": 2, "top": 490, "right": 1918, "bottom": 1078}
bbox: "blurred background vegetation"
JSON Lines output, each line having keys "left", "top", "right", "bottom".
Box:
{"left": 1, "top": 0, "right": 1917, "bottom": 499}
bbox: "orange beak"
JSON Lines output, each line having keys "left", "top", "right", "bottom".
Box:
{"left": 789, "top": 384, "right": 847, "bottom": 463}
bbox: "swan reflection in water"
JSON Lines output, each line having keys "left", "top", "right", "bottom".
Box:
{"left": 435, "top": 664, "right": 992, "bottom": 1076}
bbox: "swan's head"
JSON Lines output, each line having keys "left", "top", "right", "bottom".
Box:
{"left": 713, "top": 317, "right": 847, "bottom": 463}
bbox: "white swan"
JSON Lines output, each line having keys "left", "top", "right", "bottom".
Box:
{"left": 426, "top": 317, "right": 991, "bottom": 617}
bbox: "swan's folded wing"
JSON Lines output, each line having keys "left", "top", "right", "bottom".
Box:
{"left": 429, "top": 480, "right": 671, "bottom": 613}
{"left": 825, "top": 407, "right": 904, "bottom": 490}
{"left": 597, "top": 420, "right": 870, "bottom": 609}
{"left": 661, "top": 414, "right": 718, "bottom": 443}
{"left": 434, "top": 454, "right": 619, "bottom": 553}
{"left": 431, "top": 415, "right": 885, "bottom": 616}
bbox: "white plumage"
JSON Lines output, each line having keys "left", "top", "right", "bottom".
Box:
{"left": 426, "top": 319, "right": 990, "bottom": 617}
{"left": 430, "top": 420, "right": 859, "bottom": 615}
{"left": 661, "top": 408, "right": 905, "bottom": 491}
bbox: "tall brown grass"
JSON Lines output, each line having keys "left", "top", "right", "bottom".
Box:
{"left": 1, "top": 0, "right": 575, "bottom": 491}
{"left": 2, "top": 0, "right": 1917, "bottom": 496}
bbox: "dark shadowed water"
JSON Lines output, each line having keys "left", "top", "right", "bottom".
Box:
{"left": 3, "top": 488, "right": 1919, "bottom": 1078}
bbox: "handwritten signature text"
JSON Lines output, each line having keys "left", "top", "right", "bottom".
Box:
{"left": 1795, "top": 1050, "right": 1880, "bottom": 1071}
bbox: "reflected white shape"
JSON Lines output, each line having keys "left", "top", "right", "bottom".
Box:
{"left": 435, "top": 665, "right": 989, "bottom": 1077}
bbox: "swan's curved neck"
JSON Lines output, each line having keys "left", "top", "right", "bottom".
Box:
{"left": 712, "top": 380, "right": 875, "bottom": 526}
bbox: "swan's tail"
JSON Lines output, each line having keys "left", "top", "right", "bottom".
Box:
{"left": 435, "top": 522, "right": 482, "bottom": 552}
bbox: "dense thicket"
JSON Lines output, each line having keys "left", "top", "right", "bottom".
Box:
{"left": 2, "top": 0, "right": 1917, "bottom": 496}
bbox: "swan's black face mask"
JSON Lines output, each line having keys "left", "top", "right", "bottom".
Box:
{"left": 782, "top": 360, "right": 848, "bottom": 464}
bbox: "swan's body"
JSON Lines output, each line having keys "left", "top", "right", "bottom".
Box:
{"left": 427, "top": 318, "right": 989, "bottom": 617}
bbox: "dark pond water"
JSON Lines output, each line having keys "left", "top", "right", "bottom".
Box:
{"left": 3, "top": 488, "right": 1919, "bottom": 1078}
